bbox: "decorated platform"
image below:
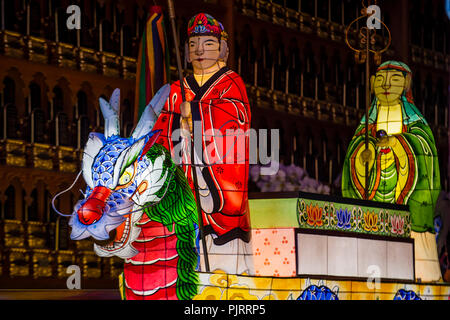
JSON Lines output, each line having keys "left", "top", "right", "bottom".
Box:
{"left": 249, "top": 192, "right": 414, "bottom": 281}
{"left": 189, "top": 193, "right": 449, "bottom": 300}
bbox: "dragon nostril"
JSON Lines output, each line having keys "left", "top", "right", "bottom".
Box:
{"left": 77, "top": 186, "right": 112, "bottom": 225}
{"left": 77, "top": 201, "right": 104, "bottom": 225}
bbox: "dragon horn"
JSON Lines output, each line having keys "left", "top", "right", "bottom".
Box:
{"left": 99, "top": 88, "right": 120, "bottom": 138}
{"left": 131, "top": 84, "right": 170, "bottom": 139}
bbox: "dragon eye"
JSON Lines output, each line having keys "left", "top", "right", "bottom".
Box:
{"left": 118, "top": 164, "right": 135, "bottom": 186}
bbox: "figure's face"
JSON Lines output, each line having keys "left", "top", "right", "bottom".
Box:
{"left": 373, "top": 70, "right": 407, "bottom": 105}
{"left": 188, "top": 35, "right": 221, "bottom": 72}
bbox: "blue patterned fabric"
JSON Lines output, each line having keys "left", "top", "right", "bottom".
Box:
{"left": 92, "top": 138, "right": 131, "bottom": 187}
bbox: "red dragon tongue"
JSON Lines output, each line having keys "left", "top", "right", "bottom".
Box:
{"left": 77, "top": 186, "right": 112, "bottom": 225}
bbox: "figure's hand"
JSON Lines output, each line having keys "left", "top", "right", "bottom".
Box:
{"left": 180, "top": 101, "right": 191, "bottom": 118}
{"left": 181, "top": 116, "right": 192, "bottom": 135}
{"left": 375, "top": 129, "right": 396, "bottom": 148}
{"left": 376, "top": 136, "right": 396, "bottom": 148}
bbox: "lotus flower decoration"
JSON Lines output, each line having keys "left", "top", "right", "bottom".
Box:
{"left": 390, "top": 215, "right": 405, "bottom": 235}
{"left": 336, "top": 208, "right": 352, "bottom": 230}
{"left": 306, "top": 204, "right": 323, "bottom": 227}
{"left": 363, "top": 211, "right": 379, "bottom": 232}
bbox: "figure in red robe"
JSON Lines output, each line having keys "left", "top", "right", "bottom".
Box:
{"left": 153, "top": 13, "right": 253, "bottom": 274}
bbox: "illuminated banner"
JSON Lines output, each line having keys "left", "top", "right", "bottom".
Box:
{"left": 296, "top": 192, "right": 411, "bottom": 238}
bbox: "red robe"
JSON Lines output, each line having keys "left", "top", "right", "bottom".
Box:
{"left": 153, "top": 67, "right": 251, "bottom": 245}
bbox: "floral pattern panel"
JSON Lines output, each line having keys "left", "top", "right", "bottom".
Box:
{"left": 297, "top": 192, "right": 411, "bottom": 238}
{"left": 251, "top": 228, "right": 297, "bottom": 277}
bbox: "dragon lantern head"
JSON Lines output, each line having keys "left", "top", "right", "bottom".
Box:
{"left": 68, "top": 84, "right": 171, "bottom": 259}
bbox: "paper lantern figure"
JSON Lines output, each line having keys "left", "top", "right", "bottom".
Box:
{"left": 342, "top": 61, "right": 442, "bottom": 281}
{"left": 342, "top": 61, "right": 441, "bottom": 232}
{"left": 68, "top": 85, "right": 200, "bottom": 300}
{"left": 153, "top": 13, "right": 253, "bottom": 275}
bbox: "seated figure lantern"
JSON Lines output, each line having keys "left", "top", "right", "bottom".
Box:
{"left": 342, "top": 61, "right": 442, "bottom": 281}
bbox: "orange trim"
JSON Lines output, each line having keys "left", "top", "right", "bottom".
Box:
{"left": 402, "top": 124, "right": 408, "bottom": 133}
{"left": 357, "top": 124, "right": 377, "bottom": 138}
{"left": 137, "top": 180, "right": 148, "bottom": 195}
{"left": 368, "top": 152, "right": 382, "bottom": 200}
{"left": 350, "top": 142, "right": 366, "bottom": 198}
{"left": 395, "top": 135, "right": 415, "bottom": 204}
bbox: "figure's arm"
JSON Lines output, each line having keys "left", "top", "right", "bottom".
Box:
{"left": 401, "top": 122, "right": 441, "bottom": 193}
{"left": 201, "top": 75, "right": 251, "bottom": 215}
{"left": 342, "top": 124, "right": 377, "bottom": 199}
{"left": 206, "top": 75, "right": 251, "bottom": 165}
{"left": 397, "top": 122, "right": 441, "bottom": 231}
